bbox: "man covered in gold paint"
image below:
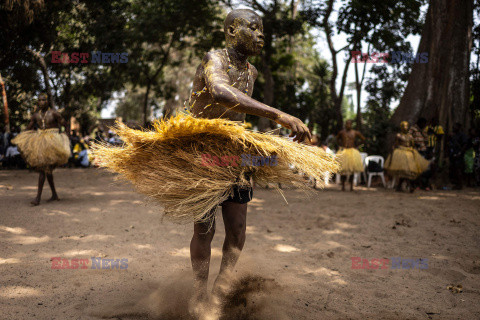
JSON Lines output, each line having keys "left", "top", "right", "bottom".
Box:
{"left": 187, "top": 8, "right": 311, "bottom": 312}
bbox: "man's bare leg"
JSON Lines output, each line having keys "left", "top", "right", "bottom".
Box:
{"left": 350, "top": 175, "right": 354, "bottom": 191}
{"left": 212, "top": 202, "right": 247, "bottom": 295}
{"left": 190, "top": 216, "right": 216, "bottom": 303}
{"left": 46, "top": 171, "right": 60, "bottom": 201}
{"left": 31, "top": 171, "right": 46, "bottom": 206}
{"left": 341, "top": 175, "right": 346, "bottom": 191}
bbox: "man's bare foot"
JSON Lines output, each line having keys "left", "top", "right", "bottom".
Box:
{"left": 30, "top": 198, "right": 40, "bottom": 206}
{"left": 47, "top": 195, "right": 60, "bottom": 202}
{"left": 189, "top": 291, "right": 215, "bottom": 320}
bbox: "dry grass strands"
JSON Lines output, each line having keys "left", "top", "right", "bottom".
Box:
{"left": 12, "top": 128, "right": 71, "bottom": 173}
{"left": 92, "top": 114, "right": 339, "bottom": 224}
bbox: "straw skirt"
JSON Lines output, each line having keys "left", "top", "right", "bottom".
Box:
{"left": 92, "top": 114, "right": 340, "bottom": 224}
{"left": 12, "top": 129, "right": 70, "bottom": 173}
{"left": 337, "top": 148, "right": 364, "bottom": 174}
{"left": 385, "top": 146, "right": 429, "bottom": 179}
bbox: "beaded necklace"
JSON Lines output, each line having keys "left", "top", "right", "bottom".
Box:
{"left": 40, "top": 108, "right": 50, "bottom": 129}
{"left": 184, "top": 49, "right": 250, "bottom": 113}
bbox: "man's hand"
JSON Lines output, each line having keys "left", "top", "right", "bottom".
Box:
{"left": 275, "top": 113, "right": 312, "bottom": 143}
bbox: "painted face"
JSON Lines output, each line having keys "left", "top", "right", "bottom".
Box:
{"left": 227, "top": 15, "right": 264, "bottom": 56}
{"left": 400, "top": 121, "right": 409, "bottom": 132}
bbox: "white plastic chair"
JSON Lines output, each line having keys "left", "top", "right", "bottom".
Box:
{"left": 353, "top": 152, "right": 368, "bottom": 186}
{"left": 364, "top": 155, "right": 386, "bottom": 188}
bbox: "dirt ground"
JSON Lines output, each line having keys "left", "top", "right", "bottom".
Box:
{"left": 1, "top": 168, "right": 479, "bottom": 320}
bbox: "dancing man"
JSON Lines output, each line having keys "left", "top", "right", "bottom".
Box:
{"left": 12, "top": 93, "right": 70, "bottom": 205}
{"left": 385, "top": 121, "right": 429, "bottom": 192}
{"left": 187, "top": 8, "right": 311, "bottom": 307}
{"left": 336, "top": 120, "right": 365, "bottom": 191}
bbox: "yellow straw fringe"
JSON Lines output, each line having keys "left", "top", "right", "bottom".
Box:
{"left": 12, "top": 129, "right": 71, "bottom": 173}
{"left": 92, "top": 114, "right": 339, "bottom": 224}
{"left": 385, "top": 146, "right": 430, "bottom": 179}
{"left": 336, "top": 148, "right": 364, "bottom": 174}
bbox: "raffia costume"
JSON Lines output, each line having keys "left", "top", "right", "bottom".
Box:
{"left": 336, "top": 148, "right": 364, "bottom": 174}
{"left": 385, "top": 132, "right": 429, "bottom": 179}
{"left": 92, "top": 114, "right": 339, "bottom": 224}
{"left": 12, "top": 128, "right": 70, "bottom": 173}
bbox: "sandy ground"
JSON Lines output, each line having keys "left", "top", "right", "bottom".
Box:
{"left": 1, "top": 168, "right": 480, "bottom": 320}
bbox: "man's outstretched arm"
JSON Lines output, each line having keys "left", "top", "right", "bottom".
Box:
{"left": 203, "top": 52, "right": 311, "bottom": 142}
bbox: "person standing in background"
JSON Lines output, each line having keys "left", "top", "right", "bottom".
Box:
{"left": 448, "top": 123, "right": 468, "bottom": 190}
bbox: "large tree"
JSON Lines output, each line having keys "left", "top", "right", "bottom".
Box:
{"left": 391, "top": 0, "right": 475, "bottom": 133}
{"left": 303, "top": 0, "right": 424, "bottom": 132}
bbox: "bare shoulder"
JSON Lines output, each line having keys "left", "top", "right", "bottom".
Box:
{"left": 202, "top": 49, "right": 226, "bottom": 65}
{"left": 249, "top": 63, "right": 258, "bottom": 79}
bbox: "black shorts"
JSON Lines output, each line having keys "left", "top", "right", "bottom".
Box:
{"left": 222, "top": 185, "right": 253, "bottom": 205}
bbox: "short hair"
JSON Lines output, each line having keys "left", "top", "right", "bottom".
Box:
{"left": 38, "top": 93, "right": 48, "bottom": 99}
{"left": 224, "top": 9, "right": 259, "bottom": 34}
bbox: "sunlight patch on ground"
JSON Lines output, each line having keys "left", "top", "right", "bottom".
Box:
{"left": 169, "top": 247, "right": 221, "bottom": 258}
{"left": 246, "top": 226, "right": 257, "bottom": 234}
{"left": 89, "top": 192, "right": 106, "bottom": 196}
{"left": 0, "top": 286, "right": 41, "bottom": 298}
{"left": 335, "top": 222, "right": 356, "bottom": 229}
{"left": 0, "top": 226, "right": 27, "bottom": 234}
{"left": 44, "top": 209, "right": 71, "bottom": 216}
{"left": 132, "top": 244, "right": 153, "bottom": 250}
{"left": 169, "top": 229, "right": 186, "bottom": 235}
{"left": 418, "top": 196, "right": 441, "bottom": 200}
{"left": 109, "top": 199, "right": 143, "bottom": 205}
{"left": 263, "top": 234, "right": 284, "bottom": 241}
{"left": 247, "top": 198, "right": 265, "bottom": 207}
{"left": 0, "top": 184, "right": 13, "bottom": 190}
{"left": 0, "top": 258, "right": 21, "bottom": 264}
{"left": 274, "top": 244, "right": 300, "bottom": 253}
{"left": 435, "top": 192, "right": 458, "bottom": 197}
{"left": 303, "top": 267, "right": 347, "bottom": 285}
{"left": 60, "top": 234, "right": 115, "bottom": 241}
{"left": 20, "top": 186, "right": 37, "bottom": 190}
{"left": 8, "top": 235, "right": 50, "bottom": 245}
{"left": 62, "top": 249, "right": 98, "bottom": 257}
{"left": 309, "top": 240, "right": 345, "bottom": 251}
{"left": 322, "top": 229, "right": 344, "bottom": 235}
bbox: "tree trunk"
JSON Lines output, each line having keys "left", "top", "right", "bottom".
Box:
{"left": 391, "top": 0, "right": 474, "bottom": 133}
{"left": 323, "top": 0, "right": 350, "bottom": 133}
{"left": 354, "top": 59, "right": 362, "bottom": 131}
{"left": 0, "top": 73, "right": 10, "bottom": 133}
{"left": 258, "top": 34, "right": 276, "bottom": 132}
{"left": 27, "top": 48, "right": 54, "bottom": 108}
{"left": 143, "top": 81, "right": 151, "bottom": 127}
